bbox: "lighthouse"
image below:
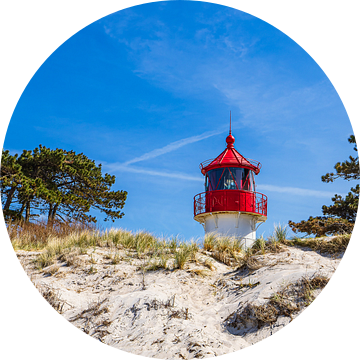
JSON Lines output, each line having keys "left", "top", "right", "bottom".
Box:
{"left": 193, "top": 119, "right": 267, "bottom": 249}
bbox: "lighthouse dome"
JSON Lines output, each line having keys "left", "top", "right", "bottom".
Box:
{"left": 226, "top": 133, "right": 235, "bottom": 148}
{"left": 199, "top": 132, "right": 261, "bottom": 175}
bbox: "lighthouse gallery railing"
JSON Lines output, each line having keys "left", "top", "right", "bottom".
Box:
{"left": 194, "top": 190, "right": 267, "bottom": 217}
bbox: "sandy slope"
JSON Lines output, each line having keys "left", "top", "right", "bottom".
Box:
{"left": 16, "top": 244, "right": 341, "bottom": 359}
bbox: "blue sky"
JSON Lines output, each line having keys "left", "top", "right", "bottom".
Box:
{"left": 4, "top": 1, "right": 354, "bottom": 240}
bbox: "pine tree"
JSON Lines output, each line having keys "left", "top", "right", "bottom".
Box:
{"left": 0, "top": 150, "right": 43, "bottom": 221}
{"left": 321, "top": 185, "right": 358, "bottom": 223}
{"left": 321, "top": 135, "right": 359, "bottom": 182}
{"left": 289, "top": 135, "right": 359, "bottom": 237}
{"left": 1, "top": 146, "right": 127, "bottom": 224}
{"left": 320, "top": 135, "right": 359, "bottom": 224}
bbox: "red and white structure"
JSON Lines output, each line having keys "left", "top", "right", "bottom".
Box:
{"left": 194, "top": 121, "right": 267, "bottom": 249}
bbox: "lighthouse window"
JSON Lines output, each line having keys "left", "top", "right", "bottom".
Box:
{"left": 221, "top": 168, "right": 237, "bottom": 189}
{"left": 205, "top": 174, "right": 209, "bottom": 192}
{"left": 230, "top": 168, "right": 255, "bottom": 191}
{"left": 208, "top": 168, "right": 224, "bottom": 191}
{"left": 207, "top": 168, "right": 255, "bottom": 191}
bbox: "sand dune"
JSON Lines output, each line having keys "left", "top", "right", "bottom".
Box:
{"left": 16, "top": 242, "right": 341, "bottom": 359}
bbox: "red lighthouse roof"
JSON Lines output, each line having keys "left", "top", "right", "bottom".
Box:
{"left": 199, "top": 131, "right": 261, "bottom": 175}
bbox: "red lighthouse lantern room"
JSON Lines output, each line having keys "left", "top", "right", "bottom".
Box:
{"left": 194, "top": 121, "right": 267, "bottom": 249}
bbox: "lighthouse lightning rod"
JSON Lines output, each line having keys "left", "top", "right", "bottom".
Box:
{"left": 230, "top": 111, "right": 231, "bottom": 135}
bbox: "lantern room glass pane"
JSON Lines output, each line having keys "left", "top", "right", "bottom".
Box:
{"left": 208, "top": 168, "right": 223, "bottom": 190}
{"left": 205, "top": 174, "right": 209, "bottom": 192}
{"left": 206, "top": 167, "right": 255, "bottom": 191}
{"left": 221, "top": 168, "right": 237, "bottom": 189}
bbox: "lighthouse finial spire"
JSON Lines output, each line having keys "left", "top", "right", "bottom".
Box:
{"left": 230, "top": 111, "right": 232, "bottom": 134}
{"left": 226, "top": 111, "right": 235, "bottom": 148}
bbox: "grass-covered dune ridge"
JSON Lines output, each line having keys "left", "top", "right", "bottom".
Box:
{"left": 10, "top": 222, "right": 350, "bottom": 359}
{"left": 9, "top": 221, "right": 350, "bottom": 271}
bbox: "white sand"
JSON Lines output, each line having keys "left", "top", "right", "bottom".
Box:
{"left": 16, "top": 244, "right": 342, "bottom": 359}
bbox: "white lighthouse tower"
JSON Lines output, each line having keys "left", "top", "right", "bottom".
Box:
{"left": 193, "top": 119, "right": 267, "bottom": 249}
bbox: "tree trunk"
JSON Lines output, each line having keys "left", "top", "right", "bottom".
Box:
{"left": 3, "top": 185, "right": 17, "bottom": 212}
{"left": 47, "top": 204, "right": 53, "bottom": 224}
{"left": 51, "top": 203, "right": 59, "bottom": 222}
{"left": 48, "top": 203, "right": 58, "bottom": 225}
{"left": 46, "top": 204, "right": 53, "bottom": 229}
{"left": 17, "top": 201, "right": 26, "bottom": 222}
{"left": 25, "top": 202, "right": 31, "bottom": 223}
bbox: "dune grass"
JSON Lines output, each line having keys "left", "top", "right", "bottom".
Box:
{"left": 9, "top": 220, "right": 94, "bottom": 251}
{"left": 282, "top": 234, "right": 350, "bottom": 255}
{"left": 8, "top": 221, "right": 350, "bottom": 271}
{"left": 9, "top": 220, "right": 200, "bottom": 270}
{"left": 174, "top": 241, "right": 199, "bottom": 270}
{"left": 203, "top": 233, "right": 244, "bottom": 266}
{"left": 272, "top": 223, "right": 288, "bottom": 243}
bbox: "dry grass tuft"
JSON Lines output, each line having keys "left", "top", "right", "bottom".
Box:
{"left": 169, "top": 307, "right": 190, "bottom": 320}
{"left": 34, "top": 239, "right": 65, "bottom": 269}
{"left": 237, "top": 251, "right": 265, "bottom": 271}
{"left": 70, "top": 298, "right": 109, "bottom": 322}
{"left": 203, "top": 225, "right": 289, "bottom": 267}
{"left": 203, "top": 258, "right": 216, "bottom": 271}
{"left": 251, "top": 229, "right": 286, "bottom": 256}
{"left": 174, "top": 244, "right": 194, "bottom": 270}
{"left": 203, "top": 234, "right": 243, "bottom": 266}
{"left": 69, "top": 298, "right": 111, "bottom": 341}
{"left": 145, "top": 253, "right": 170, "bottom": 271}
{"left": 282, "top": 234, "right": 350, "bottom": 255}
{"left": 203, "top": 233, "right": 217, "bottom": 252}
{"left": 37, "top": 284, "right": 66, "bottom": 313}
{"left": 58, "top": 248, "right": 81, "bottom": 267}
{"left": 188, "top": 269, "right": 210, "bottom": 277}
{"left": 225, "top": 273, "right": 329, "bottom": 331}
{"left": 43, "top": 264, "right": 60, "bottom": 276}
{"left": 9, "top": 220, "right": 95, "bottom": 250}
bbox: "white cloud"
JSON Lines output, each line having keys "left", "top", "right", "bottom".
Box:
{"left": 123, "top": 129, "right": 223, "bottom": 166}
{"left": 105, "top": 162, "right": 340, "bottom": 198}
{"left": 104, "top": 163, "right": 203, "bottom": 182}
{"left": 257, "top": 184, "right": 340, "bottom": 198}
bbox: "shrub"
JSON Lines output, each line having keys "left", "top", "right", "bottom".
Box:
{"left": 288, "top": 217, "right": 354, "bottom": 237}
{"left": 283, "top": 234, "right": 350, "bottom": 255}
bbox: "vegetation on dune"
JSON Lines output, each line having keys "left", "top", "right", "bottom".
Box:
{"left": 282, "top": 234, "right": 350, "bottom": 255}
{"left": 9, "top": 221, "right": 349, "bottom": 273}
{"left": 8, "top": 220, "right": 94, "bottom": 250}
{"left": 3, "top": 143, "right": 353, "bottom": 273}
{"left": 14, "top": 220, "right": 341, "bottom": 332}
{"left": 225, "top": 273, "right": 329, "bottom": 332}
{"left": 4, "top": 142, "right": 351, "bottom": 348}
